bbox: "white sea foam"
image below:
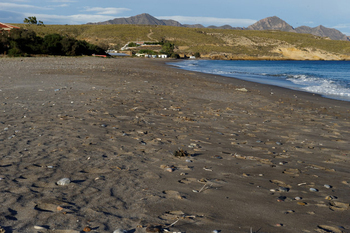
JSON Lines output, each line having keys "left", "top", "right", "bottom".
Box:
{"left": 170, "top": 60, "right": 350, "bottom": 101}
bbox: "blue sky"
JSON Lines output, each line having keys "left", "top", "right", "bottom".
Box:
{"left": 1, "top": 0, "right": 350, "bottom": 35}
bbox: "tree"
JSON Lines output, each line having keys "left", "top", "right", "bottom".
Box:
{"left": 24, "top": 16, "right": 44, "bottom": 26}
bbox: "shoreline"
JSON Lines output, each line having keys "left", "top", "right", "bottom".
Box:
{"left": 0, "top": 57, "right": 349, "bottom": 233}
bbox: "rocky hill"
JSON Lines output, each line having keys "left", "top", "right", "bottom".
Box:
{"left": 251, "top": 16, "right": 348, "bottom": 41}
{"left": 247, "top": 16, "right": 295, "bottom": 32}
{"left": 89, "top": 14, "right": 348, "bottom": 41}
{"left": 295, "top": 25, "right": 348, "bottom": 41}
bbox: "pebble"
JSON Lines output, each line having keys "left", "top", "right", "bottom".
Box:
{"left": 309, "top": 188, "right": 318, "bottom": 192}
{"left": 113, "top": 229, "right": 126, "bottom": 233}
{"left": 294, "top": 197, "right": 302, "bottom": 200}
{"left": 83, "top": 227, "right": 91, "bottom": 232}
{"left": 56, "top": 178, "right": 71, "bottom": 185}
{"left": 34, "top": 225, "right": 48, "bottom": 230}
{"left": 185, "top": 159, "right": 192, "bottom": 163}
{"left": 279, "top": 187, "right": 289, "bottom": 192}
{"left": 212, "top": 230, "right": 220, "bottom": 233}
{"left": 276, "top": 142, "right": 282, "bottom": 145}
{"left": 324, "top": 184, "right": 332, "bottom": 189}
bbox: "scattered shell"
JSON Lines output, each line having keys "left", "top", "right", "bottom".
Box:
{"left": 324, "top": 184, "right": 332, "bottom": 189}
{"left": 34, "top": 225, "right": 48, "bottom": 230}
{"left": 325, "top": 196, "right": 337, "bottom": 201}
{"left": 309, "top": 188, "right": 318, "bottom": 192}
{"left": 56, "top": 178, "right": 71, "bottom": 185}
{"left": 275, "top": 223, "right": 283, "bottom": 227}
{"left": 294, "top": 197, "right": 302, "bottom": 200}
{"left": 165, "top": 168, "right": 173, "bottom": 172}
{"left": 297, "top": 202, "right": 307, "bottom": 206}
{"left": 212, "top": 230, "right": 220, "bottom": 233}
{"left": 284, "top": 210, "right": 294, "bottom": 214}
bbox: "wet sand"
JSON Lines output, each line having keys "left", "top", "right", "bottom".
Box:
{"left": 0, "top": 57, "right": 349, "bottom": 233}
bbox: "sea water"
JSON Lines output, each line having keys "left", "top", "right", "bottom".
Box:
{"left": 169, "top": 60, "right": 350, "bottom": 102}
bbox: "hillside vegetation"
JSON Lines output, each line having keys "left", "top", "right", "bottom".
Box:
{"left": 15, "top": 24, "right": 350, "bottom": 60}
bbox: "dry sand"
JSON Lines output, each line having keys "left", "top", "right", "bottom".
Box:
{"left": 0, "top": 57, "right": 349, "bottom": 233}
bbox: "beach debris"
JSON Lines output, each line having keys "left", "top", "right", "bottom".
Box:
{"left": 193, "top": 184, "right": 210, "bottom": 193}
{"left": 56, "top": 178, "right": 71, "bottom": 185}
{"left": 203, "top": 166, "right": 213, "bottom": 172}
{"left": 174, "top": 149, "right": 189, "bottom": 157}
{"left": 236, "top": 87, "right": 248, "bottom": 92}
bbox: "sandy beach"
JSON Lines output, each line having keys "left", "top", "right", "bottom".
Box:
{"left": 0, "top": 57, "right": 349, "bottom": 233}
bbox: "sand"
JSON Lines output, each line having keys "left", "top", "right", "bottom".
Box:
{"left": 0, "top": 57, "right": 349, "bottom": 233}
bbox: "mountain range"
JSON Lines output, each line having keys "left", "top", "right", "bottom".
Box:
{"left": 88, "top": 13, "right": 348, "bottom": 41}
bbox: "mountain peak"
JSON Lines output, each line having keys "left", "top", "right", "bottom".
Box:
{"left": 248, "top": 16, "right": 296, "bottom": 32}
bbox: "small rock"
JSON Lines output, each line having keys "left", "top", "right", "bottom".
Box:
{"left": 113, "top": 229, "right": 126, "bottom": 233}
{"left": 275, "top": 223, "right": 283, "bottom": 227}
{"left": 83, "top": 227, "right": 91, "bottom": 232}
{"left": 279, "top": 187, "right": 289, "bottom": 192}
{"left": 309, "top": 188, "right": 318, "bottom": 192}
{"left": 56, "top": 178, "right": 71, "bottom": 186}
{"left": 324, "top": 184, "right": 332, "bottom": 189}
{"left": 294, "top": 197, "right": 302, "bottom": 200}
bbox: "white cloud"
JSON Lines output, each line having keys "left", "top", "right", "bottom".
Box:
{"left": 82, "top": 7, "right": 130, "bottom": 15}
{"left": 0, "top": 2, "right": 52, "bottom": 10}
{"left": 50, "top": 0, "right": 76, "bottom": 2}
{"left": 32, "top": 13, "right": 117, "bottom": 24}
{"left": 157, "top": 15, "right": 257, "bottom": 27}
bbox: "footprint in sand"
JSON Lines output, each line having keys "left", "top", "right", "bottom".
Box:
{"left": 162, "top": 190, "right": 186, "bottom": 199}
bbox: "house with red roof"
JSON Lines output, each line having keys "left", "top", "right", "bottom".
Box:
{"left": 0, "top": 22, "right": 20, "bottom": 32}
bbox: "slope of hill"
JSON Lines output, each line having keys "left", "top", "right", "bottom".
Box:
{"left": 90, "top": 14, "right": 348, "bottom": 41}
{"left": 19, "top": 24, "right": 350, "bottom": 60}
{"left": 295, "top": 25, "right": 348, "bottom": 41}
